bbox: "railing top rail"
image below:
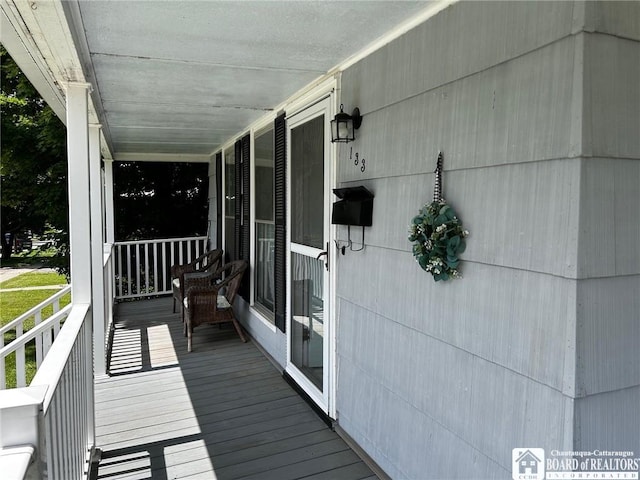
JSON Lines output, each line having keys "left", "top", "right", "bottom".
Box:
{"left": 0, "top": 445, "right": 36, "bottom": 480}
{"left": 0, "top": 286, "right": 72, "bottom": 335}
{"left": 31, "top": 303, "right": 90, "bottom": 410}
{"left": 114, "top": 236, "right": 207, "bottom": 246}
{"left": 0, "top": 305, "right": 72, "bottom": 359}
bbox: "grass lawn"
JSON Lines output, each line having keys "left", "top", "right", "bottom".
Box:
{"left": 1, "top": 272, "right": 71, "bottom": 388}
{"left": 0, "top": 271, "right": 68, "bottom": 289}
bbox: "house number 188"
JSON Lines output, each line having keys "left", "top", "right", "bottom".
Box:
{"left": 349, "top": 147, "right": 366, "bottom": 173}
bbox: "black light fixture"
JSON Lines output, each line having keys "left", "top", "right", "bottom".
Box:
{"left": 331, "top": 104, "right": 362, "bottom": 143}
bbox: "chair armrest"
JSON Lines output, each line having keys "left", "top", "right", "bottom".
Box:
{"left": 183, "top": 271, "right": 219, "bottom": 291}
{"left": 171, "top": 263, "right": 195, "bottom": 280}
{"left": 184, "top": 284, "right": 225, "bottom": 310}
{"left": 171, "top": 251, "right": 210, "bottom": 279}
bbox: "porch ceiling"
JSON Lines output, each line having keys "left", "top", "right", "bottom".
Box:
{"left": 1, "top": 0, "right": 434, "bottom": 162}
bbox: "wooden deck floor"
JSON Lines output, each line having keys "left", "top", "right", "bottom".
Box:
{"left": 95, "top": 297, "right": 376, "bottom": 480}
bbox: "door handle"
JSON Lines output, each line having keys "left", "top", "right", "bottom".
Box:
{"left": 316, "top": 242, "right": 329, "bottom": 271}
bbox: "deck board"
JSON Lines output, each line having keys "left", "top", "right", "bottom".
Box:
{"left": 95, "top": 297, "right": 377, "bottom": 480}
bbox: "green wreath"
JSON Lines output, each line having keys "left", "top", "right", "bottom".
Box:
{"left": 408, "top": 199, "right": 468, "bottom": 281}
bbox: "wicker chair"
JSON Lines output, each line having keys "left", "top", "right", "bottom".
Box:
{"left": 171, "top": 249, "right": 223, "bottom": 314}
{"left": 183, "top": 260, "right": 248, "bottom": 352}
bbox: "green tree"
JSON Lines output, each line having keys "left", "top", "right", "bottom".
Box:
{"left": 0, "top": 45, "right": 69, "bottom": 267}
{"left": 114, "top": 161, "right": 209, "bottom": 241}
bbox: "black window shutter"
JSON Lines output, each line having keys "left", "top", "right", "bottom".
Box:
{"left": 215, "top": 152, "right": 222, "bottom": 250}
{"left": 240, "top": 134, "right": 251, "bottom": 300}
{"left": 234, "top": 140, "right": 242, "bottom": 262}
{"left": 274, "top": 113, "right": 287, "bottom": 332}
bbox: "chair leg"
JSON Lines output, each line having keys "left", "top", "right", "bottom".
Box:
{"left": 172, "top": 297, "right": 176, "bottom": 313}
{"left": 187, "top": 328, "right": 192, "bottom": 352}
{"left": 232, "top": 319, "right": 248, "bottom": 343}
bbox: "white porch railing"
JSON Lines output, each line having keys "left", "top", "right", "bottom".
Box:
{"left": 0, "top": 243, "right": 115, "bottom": 479}
{"left": 113, "top": 236, "right": 207, "bottom": 300}
{"left": 0, "top": 303, "right": 94, "bottom": 480}
{"left": 0, "top": 287, "right": 72, "bottom": 389}
{"left": 102, "top": 243, "right": 115, "bottom": 373}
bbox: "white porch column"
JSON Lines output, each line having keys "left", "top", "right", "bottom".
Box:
{"left": 66, "top": 83, "right": 92, "bottom": 304}
{"left": 103, "top": 159, "right": 115, "bottom": 245}
{"left": 89, "top": 125, "right": 106, "bottom": 376}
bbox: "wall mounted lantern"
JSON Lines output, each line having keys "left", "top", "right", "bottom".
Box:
{"left": 330, "top": 104, "right": 362, "bottom": 143}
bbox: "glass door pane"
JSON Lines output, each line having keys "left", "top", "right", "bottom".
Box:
{"left": 291, "top": 115, "right": 324, "bottom": 249}
{"left": 288, "top": 107, "right": 329, "bottom": 403}
{"left": 291, "top": 252, "right": 324, "bottom": 390}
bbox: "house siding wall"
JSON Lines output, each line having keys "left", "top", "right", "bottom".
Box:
{"left": 237, "top": 300, "right": 287, "bottom": 368}
{"left": 336, "top": 1, "right": 638, "bottom": 478}
{"left": 573, "top": 1, "right": 640, "bottom": 453}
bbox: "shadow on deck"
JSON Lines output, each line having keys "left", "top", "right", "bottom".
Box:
{"left": 95, "top": 296, "right": 377, "bottom": 480}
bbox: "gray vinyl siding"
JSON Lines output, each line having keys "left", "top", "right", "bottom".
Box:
{"left": 572, "top": 0, "right": 640, "bottom": 453}
{"left": 335, "top": 1, "right": 639, "bottom": 479}
{"left": 236, "top": 299, "right": 287, "bottom": 369}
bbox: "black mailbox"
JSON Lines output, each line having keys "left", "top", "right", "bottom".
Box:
{"left": 332, "top": 186, "right": 374, "bottom": 226}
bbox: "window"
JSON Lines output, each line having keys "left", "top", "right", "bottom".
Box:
{"left": 224, "top": 146, "right": 236, "bottom": 262}
{"left": 254, "top": 127, "right": 275, "bottom": 319}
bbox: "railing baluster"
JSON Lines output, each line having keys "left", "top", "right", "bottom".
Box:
{"left": 43, "top": 325, "right": 53, "bottom": 357}
{"left": 59, "top": 378, "right": 69, "bottom": 478}
{"left": 16, "top": 323, "right": 25, "bottom": 388}
{"left": 128, "top": 244, "right": 133, "bottom": 296}
{"left": 126, "top": 243, "right": 131, "bottom": 297}
{"left": 62, "top": 365, "right": 71, "bottom": 476}
{"left": 117, "top": 244, "right": 123, "bottom": 297}
{"left": 35, "top": 311, "right": 43, "bottom": 367}
{"left": 153, "top": 241, "right": 158, "bottom": 294}
{"left": 170, "top": 240, "right": 176, "bottom": 280}
{"left": 144, "top": 242, "right": 150, "bottom": 294}
{"left": 170, "top": 240, "right": 176, "bottom": 293}
{"left": 162, "top": 241, "right": 168, "bottom": 292}
{"left": 53, "top": 315, "right": 61, "bottom": 337}
{"left": 136, "top": 243, "right": 141, "bottom": 296}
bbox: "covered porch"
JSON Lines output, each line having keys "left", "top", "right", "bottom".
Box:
{"left": 2, "top": 1, "right": 639, "bottom": 479}
{"left": 0, "top": 1, "right": 434, "bottom": 477}
{"left": 95, "top": 297, "right": 376, "bottom": 480}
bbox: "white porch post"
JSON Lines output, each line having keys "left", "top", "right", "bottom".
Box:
{"left": 103, "top": 159, "right": 115, "bottom": 245}
{"left": 103, "top": 158, "right": 116, "bottom": 355}
{"left": 66, "top": 83, "right": 93, "bottom": 303}
{"left": 89, "top": 125, "right": 106, "bottom": 377}
{"left": 66, "top": 81, "right": 97, "bottom": 460}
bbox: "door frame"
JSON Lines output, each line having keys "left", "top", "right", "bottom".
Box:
{"left": 284, "top": 84, "right": 338, "bottom": 418}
